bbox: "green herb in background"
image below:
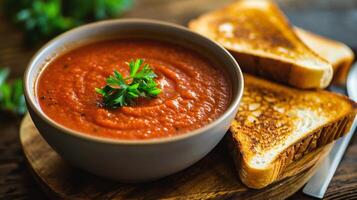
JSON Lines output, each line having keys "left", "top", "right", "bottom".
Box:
{"left": 96, "top": 59, "right": 161, "bottom": 109}
{"left": 0, "top": 68, "right": 27, "bottom": 115}
{"left": 63, "top": 0, "right": 133, "bottom": 21}
{"left": 2, "top": 0, "right": 133, "bottom": 45}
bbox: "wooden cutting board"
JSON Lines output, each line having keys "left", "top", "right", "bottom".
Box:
{"left": 20, "top": 114, "right": 332, "bottom": 199}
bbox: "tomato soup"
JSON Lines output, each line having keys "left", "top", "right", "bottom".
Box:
{"left": 37, "top": 39, "right": 232, "bottom": 140}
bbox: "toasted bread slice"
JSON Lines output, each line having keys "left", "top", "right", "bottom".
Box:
{"left": 230, "top": 74, "right": 356, "bottom": 189}
{"left": 295, "top": 27, "right": 355, "bottom": 85}
{"left": 189, "top": 0, "right": 333, "bottom": 89}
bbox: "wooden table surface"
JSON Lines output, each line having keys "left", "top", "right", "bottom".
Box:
{"left": 1, "top": 0, "right": 356, "bottom": 199}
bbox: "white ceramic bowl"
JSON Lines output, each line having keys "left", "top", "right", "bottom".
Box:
{"left": 24, "top": 19, "right": 244, "bottom": 182}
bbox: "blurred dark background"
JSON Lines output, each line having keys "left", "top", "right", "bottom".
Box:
{"left": 1, "top": 0, "right": 357, "bottom": 78}
{"left": 278, "top": 0, "right": 357, "bottom": 51}
{"left": 0, "top": 0, "right": 356, "bottom": 199}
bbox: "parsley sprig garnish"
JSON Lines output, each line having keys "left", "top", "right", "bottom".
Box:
{"left": 95, "top": 59, "right": 161, "bottom": 109}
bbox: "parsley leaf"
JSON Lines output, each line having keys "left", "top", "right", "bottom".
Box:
{"left": 96, "top": 59, "right": 161, "bottom": 109}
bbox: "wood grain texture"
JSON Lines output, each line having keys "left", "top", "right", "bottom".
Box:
{"left": 20, "top": 114, "right": 333, "bottom": 200}
{"left": 1, "top": 0, "right": 357, "bottom": 199}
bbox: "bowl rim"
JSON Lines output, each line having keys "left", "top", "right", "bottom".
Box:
{"left": 24, "top": 18, "right": 244, "bottom": 145}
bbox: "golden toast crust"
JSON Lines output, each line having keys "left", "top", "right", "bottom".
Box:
{"left": 295, "top": 27, "right": 355, "bottom": 85}
{"left": 189, "top": 0, "right": 333, "bottom": 89}
{"left": 229, "top": 74, "right": 357, "bottom": 188}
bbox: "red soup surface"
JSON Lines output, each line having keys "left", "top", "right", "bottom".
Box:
{"left": 37, "top": 39, "right": 232, "bottom": 140}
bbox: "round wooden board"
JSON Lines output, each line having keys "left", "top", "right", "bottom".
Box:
{"left": 20, "top": 114, "right": 332, "bottom": 200}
